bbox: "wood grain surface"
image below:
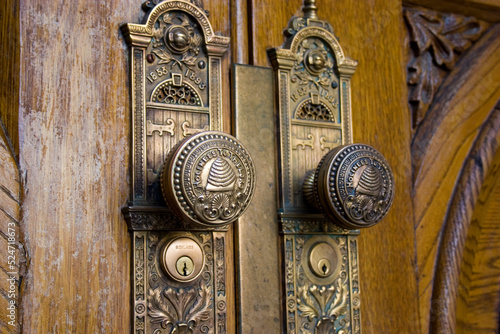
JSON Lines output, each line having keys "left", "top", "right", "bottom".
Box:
{"left": 412, "top": 23, "right": 500, "bottom": 332}
{"left": 17, "top": 1, "right": 234, "bottom": 332}
{"left": 0, "top": 0, "right": 19, "bottom": 157}
{"left": 19, "top": 1, "right": 135, "bottom": 332}
{"left": 249, "top": 0, "right": 420, "bottom": 332}
{"left": 11, "top": 0, "right": 500, "bottom": 332}
{"left": 430, "top": 104, "right": 500, "bottom": 333}
{"left": 456, "top": 137, "right": 500, "bottom": 333}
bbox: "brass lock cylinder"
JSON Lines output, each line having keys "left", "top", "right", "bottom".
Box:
{"left": 161, "top": 237, "right": 204, "bottom": 282}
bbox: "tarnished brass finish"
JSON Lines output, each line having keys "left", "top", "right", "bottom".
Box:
{"left": 233, "top": 64, "right": 282, "bottom": 333}
{"left": 266, "top": 1, "right": 393, "bottom": 333}
{"left": 121, "top": 1, "right": 233, "bottom": 333}
{"left": 161, "top": 131, "right": 256, "bottom": 227}
{"left": 307, "top": 143, "right": 395, "bottom": 229}
{"left": 304, "top": 236, "right": 341, "bottom": 283}
{"left": 161, "top": 236, "right": 204, "bottom": 282}
{"left": 121, "top": 0, "right": 230, "bottom": 209}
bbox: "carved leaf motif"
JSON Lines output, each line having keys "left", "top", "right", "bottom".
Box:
{"left": 147, "top": 281, "right": 212, "bottom": 330}
{"left": 164, "top": 287, "right": 197, "bottom": 319}
{"left": 327, "top": 277, "right": 349, "bottom": 319}
{"left": 186, "top": 281, "right": 212, "bottom": 323}
{"left": 152, "top": 48, "right": 173, "bottom": 65}
{"left": 181, "top": 54, "right": 197, "bottom": 68}
{"left": 153, "top": 27, "right": 164, "bottom": 42}
{"left": 318, "top": 76, "right": 330, "bottom": 87}
{"left": 295, "top": 71, "right": 307, "bottom": 85}
{"left": 405, "top": 8, "right": 483, "bottom": 68}
{"left": 297, "top": 285, "right": 319, "bottom": 321}
{"left": 163, "top": 13, "right": 173, "bottom": 25}
{"left": 310, "top": 285, "right": 335, "bottom": 314}
{"left": 148, "top": 288, "right": 176, "bottom": 328}
{"left": 403, "top": 6, "right": 488, "bottom": 131}
{"left": 191, "top": 33, "right": 203, "bottom": 54}
{"left": 179, "top": 13, "right": 190, "bottom": 27}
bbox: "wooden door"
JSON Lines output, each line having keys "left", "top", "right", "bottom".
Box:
{"left": 0, "top": 0, "right": 499, "bottom": 333}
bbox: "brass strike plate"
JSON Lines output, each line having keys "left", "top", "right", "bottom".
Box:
{"left": 121, "top": 1, "right": 234, "bottom": 333}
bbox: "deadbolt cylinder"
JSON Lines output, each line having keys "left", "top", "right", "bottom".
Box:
{"left": 160, "top": 237, "right": 204, "bottom": 282}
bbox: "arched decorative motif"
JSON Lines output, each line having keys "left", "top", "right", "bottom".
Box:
{"left": 268, "top": 4, "right": 357, "bottom": 211}
{"left": 430, "top": 103, "right": 500, "bottom": 334}
{"left": 409, "top": 20, "right": 500, "bottom": 332}
{"left": 124, "top": 1, "right": 216, "bottom": 42}
{"left": 121, "top": 0, "right": 229, "bottom": 204}
{"left": 151, "top": 79, "right": 203, "bottom": 106}
{"left": 294, "top": 99, "right": 335, "bottom": 122}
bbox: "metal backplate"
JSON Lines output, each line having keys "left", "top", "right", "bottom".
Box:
{"left": 121, "top": 1, "right": 231, "bottom": 333}
{"left": 267, "top": 2, "right": 362, "bottom": 333}
{"left": 233, "top": 64, "right": 281, "bottom": 333}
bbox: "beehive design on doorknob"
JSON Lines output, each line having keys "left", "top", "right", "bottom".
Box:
{"left": 306, "top": 143, "right": 395, "bottom": 230}
{"left": 268, "top": 1, "right": 394, "bottom": 333}
{"left": 161, "top": 131, "right": 255, "bottom": 227}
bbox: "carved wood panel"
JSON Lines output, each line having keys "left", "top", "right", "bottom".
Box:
{"left": 405, "top": 5, "right": 500, "bottom": 334}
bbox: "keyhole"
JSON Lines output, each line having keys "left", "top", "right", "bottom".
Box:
{"left": 315, "top": 258, "right": 331, "bottom": 277}
{"left": 175, "top": 255, "right": 194, "bottom": 278}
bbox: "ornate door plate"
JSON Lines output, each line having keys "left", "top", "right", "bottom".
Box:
{"left": 265, "top": 1, "right": 393, "bottom": 333}
{"left": 121, "top": 1, "right": 236, "bottom": 333}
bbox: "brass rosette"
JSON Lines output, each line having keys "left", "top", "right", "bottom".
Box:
{"left": 312, "top": 143, "right": 395, "bottom": 229}
{"left": 162, "top": 131, "right": 256, "bottom": 227}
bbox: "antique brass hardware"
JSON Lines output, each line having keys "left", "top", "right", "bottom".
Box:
{"left": 262, "top": 0, "right": 395, "bottom": 333}
{"left": 302, "top": 236, "right": 342, "bottom": 285}
{"left": 160, "top": 236, "right": 204, "bottom": 282}
{"left": 304, "top": 143, "right": 395, "bottom": 230}
{"left": 121, "top": 1, "right": 242, "bottom": 332}
{"left": 161, "top": 131, "right": 255, "bottom": 227}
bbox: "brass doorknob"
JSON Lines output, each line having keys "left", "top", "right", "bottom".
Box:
{"left": 161, "top": 131, "right": 256, "bottom": 227}
{"left": 304, "top": 143, "right": 395, "bottom": 229}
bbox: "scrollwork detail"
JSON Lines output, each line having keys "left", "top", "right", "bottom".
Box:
{"left": 151, "top": 12, "right": 203, "bottom": 70}
{"left": 281, "top": 219, "right": 351, "bottom": 234}
{"left": 143, "top": 0, "right": 206, "bottom": 15}
{"left": 148, "top": 281, "right": 212, "bottom": 333}
{"left": 297, "top": 277, "right": 350, "bottom": 334}
{"left": 404, "top": 6, "right": 488, "bottom": 131}
{"left": 292, "top": 38, "right": 335, "bottom": 90}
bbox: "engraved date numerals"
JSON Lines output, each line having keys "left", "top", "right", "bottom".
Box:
{"left": 147, "top": 66, "right": 170, "bottom": 83}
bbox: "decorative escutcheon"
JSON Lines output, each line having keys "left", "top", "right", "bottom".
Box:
{"left": 305, "top": 143, "right": 395, "bottom": 229}
{"left": 162, "top": 131, "right": 256, "bottom": 227}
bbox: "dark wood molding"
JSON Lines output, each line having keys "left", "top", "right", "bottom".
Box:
{"left": 0, "top": 0, "right": 20, "bottom": 158}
